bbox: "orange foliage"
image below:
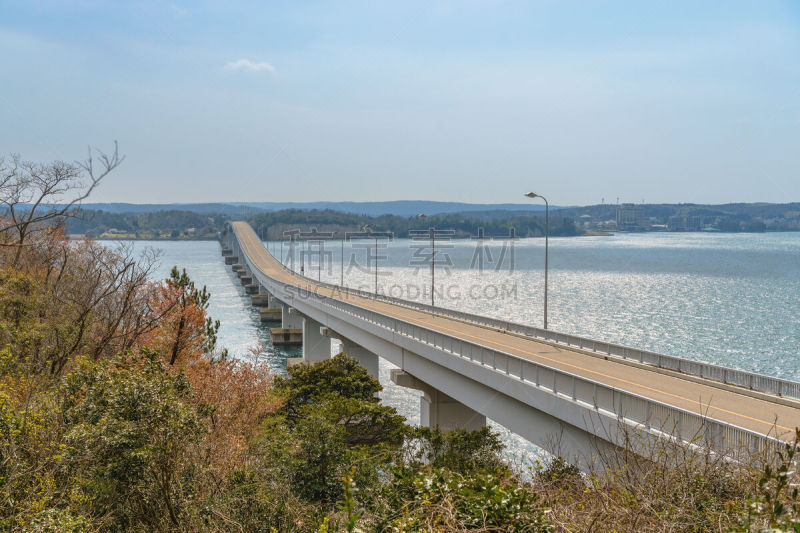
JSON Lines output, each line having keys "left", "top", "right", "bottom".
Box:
{"left": 184, "top": 358, "right": 281, "bottom": 476}
{"left": 136, "top": 269, "right": 281, "bottom": 476}
{"left": 137, "top": 279, "right": 207, "bottom": 366}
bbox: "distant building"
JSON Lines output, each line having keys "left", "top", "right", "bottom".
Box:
{"left": 667, "top": 215, "right": 702, "bottom": 231}
{"left": 616, "top": 204, "right": 648, "bottom": 230}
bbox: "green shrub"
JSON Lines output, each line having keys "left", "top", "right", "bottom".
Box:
{"left": 60, "top": 352, "right": 204, "bottom": 530}
{"left": 378, "top": 467, "right": 550, "bottom": 532}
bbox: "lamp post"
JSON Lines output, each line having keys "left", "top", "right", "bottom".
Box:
{"left": 362, "top": 225, "right": 378, "bottom": 294}
{"left": 341, "top": 234, "right": 345, "bottom": 286}
{"left": 417, "top": 214, "right": 435, "bottom": 311}
{"left": 314, "top": 236, "right": 322, "bottom": 281}
{"left": 524, "top": 192, "right": 549, "bottom": 330}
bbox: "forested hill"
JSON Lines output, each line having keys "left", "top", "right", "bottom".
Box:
{"left": 557, "top": 202, "right": 800, "bottom": 231}
{"left": 249, "top": 209, "right": 581, "bottom": 240}
{"left": 62, "top": 202, "right": 800, "bottom": 240}
{"left": 64, "top": 208, "right": 581, "bottom": 240}
{"left": 64, "top": 210, "right": 226, "bottom": 239}
{"left": 78, "top": 200, "right": 550, "bottom": 217}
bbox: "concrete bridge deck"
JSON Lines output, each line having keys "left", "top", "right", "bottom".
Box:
{"left": 230, "top": 222, "right": 800, "bottom": 443}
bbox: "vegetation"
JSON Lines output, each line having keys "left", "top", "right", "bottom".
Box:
{"left": 62, "top": 207, "right": 582, "bottom": 241}
{"left": 560, "top": 202, "right": 800, "bottom": 232}
{"left": 52, "top": 201, "right": 800, "bottom": 240}
{"left": 64, "top": 210, "right": 226, "bottom": 240}
{"left": 250, "top": 208, "right": 582, "bottom": 240}
{"left": 61, "top": 202, "right": 800, "bottom": 241}
{"left": 2, "top": 150, "right": 800, "bottom": 532}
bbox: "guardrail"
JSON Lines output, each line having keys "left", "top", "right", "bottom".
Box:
{"left": 234, "top": 237, "right": 784, "bottom": 456}
{"left": 226, "top": 230, "right": 788, "bottom": 457}
{"left": 249, "top": 235, "right": 800, "bottom": 402}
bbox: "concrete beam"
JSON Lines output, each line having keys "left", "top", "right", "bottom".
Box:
{"left": 392, "top": 370, "right": 486, "bottom": 432}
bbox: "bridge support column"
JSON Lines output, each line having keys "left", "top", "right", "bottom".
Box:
{"left": 302, "top": 316, "right": 330, "bottom": 363}
{"left": 391, "top": 370, "right": 486, "bottom": 431}
{"left": 255, "top": 285, "right": 282, "bottom": 307}
{"left": 339, "top": 338, "right": 379, "bottom": 379}
{"left": 268, "top": 292, "right": 282, "bottom": 308}
{"left": 281, "top": 304, "right": 303, "bottom": 329}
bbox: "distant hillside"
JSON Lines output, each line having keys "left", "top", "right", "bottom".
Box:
{"left": 79, "top": 201, "right": 551, "bottom": 217}
{"left": 558, "top": 202, "right": 800, "bottom": 232}
{"left": 63, "top": 207, "right": 583, "bottom": 240}
{"left": 247, "top": 208, "right": 583, "bottom": 240}
{"left": 55, "top": 201, "right": 800, "bottom": 237}
{"left": 65, "top": 210, "right": 225, "bottom": 239}
{"left": 557, "top": 202, "right": 800, "bottom": 219}
{"left": 228, "top": 201, "right": 552, "bottom": 217}
{"left": 80, "top": 203, "right": 266, "bottom": 218}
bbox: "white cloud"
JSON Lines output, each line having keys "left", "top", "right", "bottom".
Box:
{"left": 225, "top": 59, "right": 275, "bottom": 74}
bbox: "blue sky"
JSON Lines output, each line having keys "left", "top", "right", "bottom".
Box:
{"left": 1, "top": 1, "right": 798, "bottom": 205}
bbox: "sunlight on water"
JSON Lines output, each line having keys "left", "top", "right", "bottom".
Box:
{"left": 116, "top": 232, "right": 800, "bottom": 465}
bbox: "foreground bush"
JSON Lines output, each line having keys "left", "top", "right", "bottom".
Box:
{"left": 60, "top": 353, "right": 204, "bottom": 530}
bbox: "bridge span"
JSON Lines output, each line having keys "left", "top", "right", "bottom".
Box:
{"left": 223, "top": 221, "right": 799, "bottom": 466}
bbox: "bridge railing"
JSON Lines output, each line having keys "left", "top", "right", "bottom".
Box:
{"left": 227, "top": 230, "right": 792, "bottom": 457}
{"left": 258, "top": 240, "right": 800, "bottom": 402}
{"left": 247, "top": 250, "right": 787, "bottom": 458}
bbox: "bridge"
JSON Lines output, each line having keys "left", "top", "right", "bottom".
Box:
{"left": 223, "top": 221, "right": 800, "bottom": 467}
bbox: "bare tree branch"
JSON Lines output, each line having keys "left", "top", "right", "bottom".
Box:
{"left": 0, "top": 142, "right": 124, "bottom": 266}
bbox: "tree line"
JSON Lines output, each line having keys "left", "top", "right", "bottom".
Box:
{"left": 251, "top": 208, "right": 583, "bottom": 241}
{"left": 56, "top": 206, "right": 584, "bottom": 242}
{"left": 62, "top": 209, "right": 225, "bottom": 239}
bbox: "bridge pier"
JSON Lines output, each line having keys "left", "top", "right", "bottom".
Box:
{"left": 318, "top": 328, "right": 380, "bottom": 379}
{"left": 302, "top": 316, "right": 331, "bottom": 363}
{"left": 251, "top": 293, "right": 270, "bottom": 307}
{"left": 268, "top": 292, "right": 281, "bottom": 309}
{"left": 251, "top": 285, "right": 282, "bottom": 308}
{"left": 281, "top": 303, "right": 303, "bottom": 329}
{"left": 340, "top": 338, "right": 379, "bottom": 379}
{"left": 391, "top": 370, "right": 486, "bottom": 432}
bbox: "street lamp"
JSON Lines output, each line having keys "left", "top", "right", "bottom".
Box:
{"left": 525, "top": 192, "right": 549, "bottom": 330}
{"left": 362, "top": 225, "right": 378, "bottom": 294}
{"left": 417, "top": 214, "right": 435, "bottom": 311}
